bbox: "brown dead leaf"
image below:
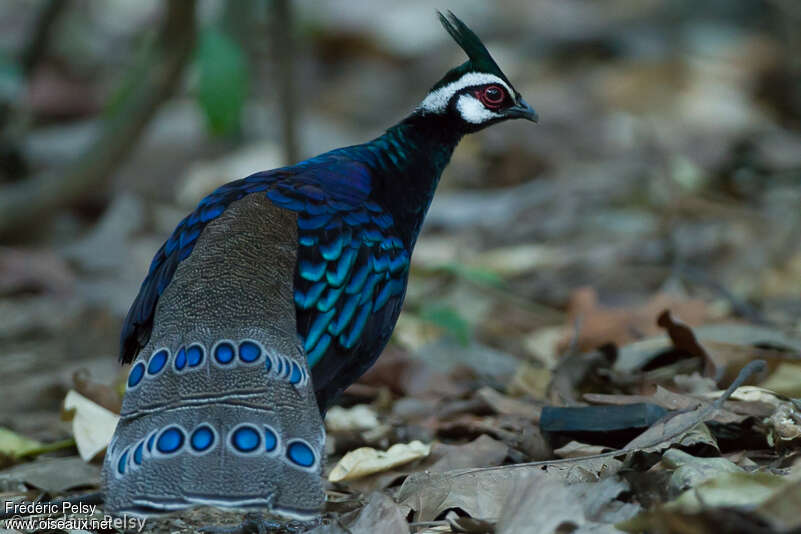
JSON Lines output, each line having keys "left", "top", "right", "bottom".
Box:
{"left": 399, "top": 457, "right": 624, "bottom": 523}
{"left": 348, "top": 492, "right": 409, "bottom": 534}
{"left": 658, "top": 311, "right": 795, "bottom": 386}
{"left": 435, "top": 414, "right": 550, "bottom": 461}
{"left": 657, "top": 309, "right": 713, "bottom": 375}
{"left": 427, "top": 435, "right": 509, "bottom": 473}
{"left": 72, "top": 369, "right": 122, "bottom": 414}
{"left": 0, "top": 457, "right": 100, "bottom": 493}
{"left": 399, "top": 467, "right": 527, "bottom": 522}
{"left": 476, "top": 386, "right": 542, "bottom": 421}
{"left": 342, "top": 435, "right": 509, "bottom": 494}
{"left": 560, "top": 288, "right": 708, "bottom": 354}
{"left": 496, "top": 473, "right": 586, "bottom": 534}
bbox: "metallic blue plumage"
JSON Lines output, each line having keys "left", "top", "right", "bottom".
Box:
{"left": 121, "top": 117, "right": 454, "bottom": 411}
{"left": 299, "top": 259, "right": 327, "bottom": 282}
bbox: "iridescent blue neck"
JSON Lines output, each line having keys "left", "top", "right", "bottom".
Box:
{"left": 357, "top": 112, "right": 463, "bottom": 246}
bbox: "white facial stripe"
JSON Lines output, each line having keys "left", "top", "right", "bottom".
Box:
{"left": 419, "top": 72, "right": 512, "bottom": 114}
{"left": 456, "top": 94, "right": 502, "bottom": 124}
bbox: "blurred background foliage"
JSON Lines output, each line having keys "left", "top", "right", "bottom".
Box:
{"left": 0, "top": 0, "right": 800, "bottom": 438}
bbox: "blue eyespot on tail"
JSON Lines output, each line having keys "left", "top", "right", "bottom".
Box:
{"left": 231, "top": 425, "right": 261, "bottom": 453}
{"left": 190, "top": 425, "right": 215, "bottom": 452}
{"left": 214, "top": 341, "right": 235, "bottom": 365}
{"left": 264, "top": 426, "right": 278, "bottom": 453}
{"left": 287, "top": 440, "right": 316, "bottom": 468}
{"left": 156, "top": 427, "right": 185, "bottom": 454}
{"left": 127, "top": 363, "right": 145, "bottom": 388}
{"left": 147, "top": 349, "right": 169, "bottom": 375}
{"left": 187, "top": 344, "right": 204, "bottom": 367}
{"left": 238, "top": 340, "right": 261, "bottom": 363}
{"left": 117, "top": 449, "right": 129, "bottom": 474}
{"left": 174, "top": 346, "right": 187, "bottom": 370}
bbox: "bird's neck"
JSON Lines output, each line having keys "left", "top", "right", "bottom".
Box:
{"left": 359, "top": 112, "right": 463, "bottom": 247}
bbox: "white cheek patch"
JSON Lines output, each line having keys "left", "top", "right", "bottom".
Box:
{"left": 419, "top": 72, "right": 512, "bottom": 114}
{"left": 456, "top": 94, "right": 502, "bottom": 124}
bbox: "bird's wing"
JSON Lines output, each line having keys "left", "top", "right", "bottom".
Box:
{"left": 121, "top": 160, "right": 410, "bottom": 409}
{"left": 273, "top": 183, "right": 410, "bottom": 408}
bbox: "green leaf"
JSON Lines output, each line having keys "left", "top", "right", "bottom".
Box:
{"left": 0, "top": 53, "right": 22, "bottom": 100}
{"left": 424, "top": 262, "right": 506, "bottom": 288}
{"left": 0, "top": 427, "right": 43, "bottom": 458}
{"left": 104, "top": 33, "right": 156, "bottom": 119}
{"left": 195, "top": 27, "right": 249, "bottom": 135}
{"left": 420, "top": 305, "right": 472, "bottom": 345}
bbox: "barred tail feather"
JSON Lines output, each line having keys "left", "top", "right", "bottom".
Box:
{"left": 103, "top": 194, "right": 324, "bottom": 518}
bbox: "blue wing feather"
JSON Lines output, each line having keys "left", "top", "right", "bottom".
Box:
{"left": 120, "top": 154, "right": 410, "bottom": 409}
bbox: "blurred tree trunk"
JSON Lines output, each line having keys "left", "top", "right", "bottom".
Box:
{"left": 0, "top": 0, "right": 197, "bottom": 237}
{"left": 273, "top": 0, "right": 298, "bottom": 164}
{"left": 0, "top": 0, "right": 70, "bottom": 182}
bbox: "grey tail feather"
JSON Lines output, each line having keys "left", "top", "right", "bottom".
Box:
{"left": 102, "top": 332, "right": 325, "bottom": 518}
{"left": 102, "top": 195, "right": 325, "bottom": 518}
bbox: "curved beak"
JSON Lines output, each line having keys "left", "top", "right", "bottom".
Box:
{"left": 505, "top": 97, "right": 538, "bottom": 122}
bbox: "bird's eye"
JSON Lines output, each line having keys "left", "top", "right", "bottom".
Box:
{"left": 481, "top": 85, "right": 505, "bottom": 107}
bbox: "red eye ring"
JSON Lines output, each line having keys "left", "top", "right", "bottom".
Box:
{"left": 478, "top": 85, "right": 506, "bottom": 108}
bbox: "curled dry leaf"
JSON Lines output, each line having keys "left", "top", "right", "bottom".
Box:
{"left": 661, "top": 449, "right": 743, "bottom": 496}
{"left": 328, "top": 440, "right": 431, "bottom": 482}
{"left": 554, "top": 440, "right": 611, "bottom": 459}
{"left": 709, "top": 385, "right": 786, "bottom": 406}
{"left": 62, "top": 390, "right": 120, "bottom": 461}
{"left": 765, "top": 402, "right": 801, "bottom": 446}
{"left": 325, "top": 404, "right": 380, "bottom": 432}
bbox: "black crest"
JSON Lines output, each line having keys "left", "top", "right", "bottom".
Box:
{"left": 437, "top": 11, "right": 511, "bottom": 86}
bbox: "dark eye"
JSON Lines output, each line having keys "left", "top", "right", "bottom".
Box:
{"left": 481, "top": 85, "right": 505, "bottom": 107}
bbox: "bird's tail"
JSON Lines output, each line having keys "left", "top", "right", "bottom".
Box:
{"left": 101, "top": 329, "right": 324, "bottom": 518}
{"left": 102, "top": 195, "right": 324, "bottom": 519}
